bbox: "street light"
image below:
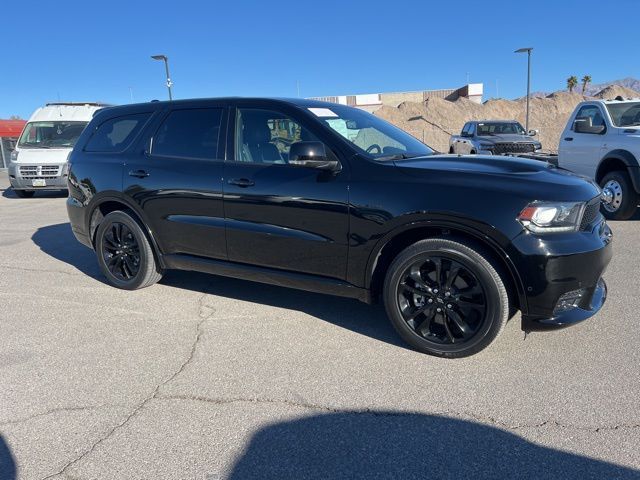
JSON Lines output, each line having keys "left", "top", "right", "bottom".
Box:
{"left": 515, "top": 47, "right": 533, "bottom": 132}
{"left": 151, "top": 54, "right": 173, "bottom": 100}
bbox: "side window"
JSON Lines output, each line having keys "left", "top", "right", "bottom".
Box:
{"left": 461, "top": 123, "right": 470, "bottom": 136}
{"left": 234, "top": 108, "right": 318, "bottom": 164}
{"left": 467, "top": 123, "right": 475, "bottom": 136}
{"left": 574, "top": 105, "right": 606, "bottom": 131}
{"left": 152, "top": 108, "right": 223, "bottom": 160}
{"left": 85, "top": 113, "right": 151, "bottom": 152}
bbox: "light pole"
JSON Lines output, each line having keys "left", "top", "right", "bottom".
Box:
{"left": 515, "top": 47, "right": 533, "bottom": 132}
{"left": 151, "top": 54, "right": 173, "bottom": 100}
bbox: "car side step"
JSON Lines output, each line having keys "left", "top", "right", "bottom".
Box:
{"left": 162, "top": 253, "right": 372, "bottom": 303}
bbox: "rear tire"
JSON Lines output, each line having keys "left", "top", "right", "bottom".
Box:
{"left": 95, "top": 211, "right": 163, "bottom": 290}
{"left": 383, "top": 237, "right": 509, "bottom": 358}
{"left": 599, "top": 170, "right": 637, "bottom": 220}
{"left": 14, "top": 189, "right": 35, "bottom": 198}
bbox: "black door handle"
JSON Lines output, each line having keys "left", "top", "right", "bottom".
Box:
{"left": 129, "top": 169, "right": 150, "bottom": 178}
{"left": 228, "top": 178, "right": 255, "bottom": 187}
{"left": 564, "top": 137, "right": 573, "bottom": 141}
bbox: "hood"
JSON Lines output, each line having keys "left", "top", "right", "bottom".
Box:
{"left": 394, "top": 154, "right": 600, "bottom": 202}
{"left": 476, "top": 134, "right": 537, "bottom": 143}
{"left": 14, "top": 148, "right": 71, "bottom": 165}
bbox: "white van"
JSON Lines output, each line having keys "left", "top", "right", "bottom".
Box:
{"left": 8, "top": 102, "right": 108, "bottom": 197}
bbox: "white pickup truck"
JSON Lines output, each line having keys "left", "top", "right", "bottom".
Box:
{"left": 558, "top": 97, "right": 640, "bottom": 220}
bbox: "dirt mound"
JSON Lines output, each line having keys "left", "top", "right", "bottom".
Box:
{"left": 375, "top": 87, "right": 640, "bottom": 153}
{"left": 593, "top": 85, "right": 640, "bottom": 100}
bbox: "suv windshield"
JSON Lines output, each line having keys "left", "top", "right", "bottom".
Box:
{"left": 605, "top": 102, "right": 640, "bottom": 127}
{"left": 476, "top": 122, "right": 526, "bottom": 136}
{"left": 307, "top": 105, "right": 433, "bottom": 160}
{"left": 18, "top": 121, "right": 88, "bottom": 149}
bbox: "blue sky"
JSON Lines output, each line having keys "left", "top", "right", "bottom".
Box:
{"left": 2, "top": 0, "right": 638, "bottom": 119}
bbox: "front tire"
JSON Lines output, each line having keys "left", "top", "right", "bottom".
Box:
{"left": 14, "top": 189, "right": 35, "bottom": 198}
{"left": 600, "top": 171, "right": 638, "bottom": 220}
{"left": 383, "top": 238, "right": 509, "bottom": 358}
{"left": 95, "top": 211, "right": 163, "bottom": 290}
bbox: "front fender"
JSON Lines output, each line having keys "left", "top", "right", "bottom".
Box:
{"left": 362, "top": 213, "right": 526, "bottom": 308}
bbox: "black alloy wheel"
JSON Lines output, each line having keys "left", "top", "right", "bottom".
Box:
{"left": 384, "top": 238, "right": 509, "bottom": 358}
{"left": 95, "top": 210, "right": 163, "bottom": 290}
{"left": 101, "top": 222, "right": 141, "bottom": 281}
{"left": 397, "top": 256, "right": 486, "bottom": 345}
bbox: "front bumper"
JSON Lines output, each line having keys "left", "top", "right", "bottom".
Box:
{"left": 522, "top": 278, "right": 607, "bottom": 331}
{"left": 8, "top": 163, "right": 68, "bottom": 190}
{"left": 511, "top": 219, "right": 613, "bottom": 331}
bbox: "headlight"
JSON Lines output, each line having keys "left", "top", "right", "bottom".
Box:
{"left": 479, "top": 143, "right": 494, "bottom": 150}
{"left": 517, "top": 201, "right": 585, "bottom": 233}
{"left": 10, "top": 150, "right": 19, "bottom": 162}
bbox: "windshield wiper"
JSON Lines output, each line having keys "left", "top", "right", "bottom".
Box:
{"left": 376, "top": 153, "right": 419, "bottom": 161}
{"left": 20, "top": 143, "right": 51, "bottom": 149}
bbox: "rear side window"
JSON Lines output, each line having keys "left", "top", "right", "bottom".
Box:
{"left": 152, "top": 108, "right": 223, "bottom": 160}
{"left": 85, "top": 113, "right": 151, "bottom": 152}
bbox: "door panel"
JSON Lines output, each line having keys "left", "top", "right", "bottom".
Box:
{"left": 560, "top": 105, "right": 607, "bottom": 176}
{"left": 224, "top": 162, "right": 349, "bottom": 279}
{"left": 123, "top": 106, "right": 228, "bottom": 260}
{"left": 223, "top": 106, "right": 349, "bottom": 280}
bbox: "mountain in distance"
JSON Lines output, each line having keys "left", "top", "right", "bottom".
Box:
{"left": 530, "top": 77, "right": 640, "bottom": 98}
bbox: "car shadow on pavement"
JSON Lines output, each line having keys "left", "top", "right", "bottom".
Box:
{"left": 227, "top": 412, "right": 639, "bottom": 480}
{"left": 0, "top": 435, "right": 16, "bottom": 480}
{"left": 32, "top": 223, "right": 404, "bottom": 349}
{"left": 31, "top": 223, "right": 103, "bottom": 279}
{"left": 1, "top": 187, "right": 67, "bottom": 199}
{"left": 161, "top": 269, "right": 406, "bottom": 349}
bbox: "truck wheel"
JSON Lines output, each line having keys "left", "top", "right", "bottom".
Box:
{"left": 449, "top": 147, "right": 454, "bottom": 154}
{"left": 383, "top": 238, "right": 509, "bottom": 358}
{"left": 95, "top": 211, "right": 163, "bottom": 290}
{"left": 600, "top": 171, "right": 638, "bottom": 220}
{"left": 14, "top": 189, "right": 35, "bottom": 198}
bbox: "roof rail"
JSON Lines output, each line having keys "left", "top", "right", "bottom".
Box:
{"left": 45, "top": 102, "right": 112, "bottom": 107}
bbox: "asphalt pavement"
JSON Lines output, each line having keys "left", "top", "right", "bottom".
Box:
{"left": 0, "top": 177, "right": 639, "bottom": 480}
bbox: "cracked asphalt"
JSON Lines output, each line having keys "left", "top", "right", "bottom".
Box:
{"left": 0, "top": 176, "right": 639, "bottom": 480}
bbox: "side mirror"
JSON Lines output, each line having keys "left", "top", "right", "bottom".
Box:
{"left": 574, "top": 119, "right": 605, "bottom": 134}
{"left": 527, "top": 129, "right": 538, "bottom": 136}
{"left": 289, "top": 141, "right": 340, "bottom": 171}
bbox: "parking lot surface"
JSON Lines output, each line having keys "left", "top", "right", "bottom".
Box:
{"left": 1, "top": 176, "right": 639, "bottom": 480}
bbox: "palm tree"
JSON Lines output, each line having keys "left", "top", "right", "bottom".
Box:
{"left": 581, "top": 75, "right": 592, "bottom": 95}
{"left": 567, "top": 76, "right": 578, "bottom": 93}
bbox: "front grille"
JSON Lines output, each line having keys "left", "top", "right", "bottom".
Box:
{"left": 580, "top": 196, "right": 602, "bottom": 230}
{"left": 19, "top": 165, "right": 62, "bottom": 180}
{"left": 492, "top": 142, "right": 536, "bottom": 155}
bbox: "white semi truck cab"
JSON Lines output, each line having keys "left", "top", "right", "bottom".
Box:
{"left": 8, "top": 102, "right": 108, "bottom": 198}
{"left": 559, "top": 97, "right": 640, "bottom": 220}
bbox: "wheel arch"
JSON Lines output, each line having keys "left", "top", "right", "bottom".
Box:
{"left": 87, "top": 194, "right": 166, "bottom": 269}
{"left": 366, "top": 221, "right": 526, "bottom": 315}
{"left": 596, "top": 150, "right": 640, "bottom": 193}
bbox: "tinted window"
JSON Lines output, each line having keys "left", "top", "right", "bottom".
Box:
{"left": 605, "top": 102, "right": 640, "bottom": 127}
{"left": 234, "top": 108, "right": 318, "bottom": 164}
{"left": 85, "top": 113, "right": 150, "bottom": 152}
{"left": 574, "top": 105, "right": 606, "bottom": 131}
{"left": 477, "top": 122, "right": 525, "bottom": 135}
{"left": 153, "top": 108, "right": 223, "bottom": 159}
{"left": 461, "top": 123, "right": 470, "bottom": 136}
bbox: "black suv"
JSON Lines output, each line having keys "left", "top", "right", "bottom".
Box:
{"left": 67, "top": 98, "right": 612, "bottom": 357}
